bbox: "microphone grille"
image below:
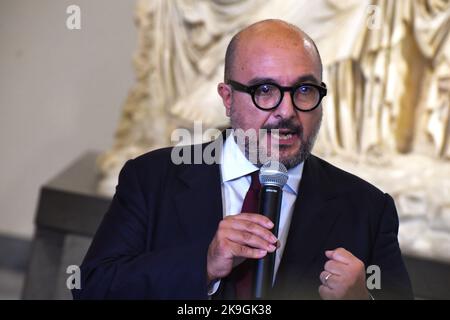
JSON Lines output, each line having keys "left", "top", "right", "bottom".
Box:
{"left": 259, "top": 161, "right": 288, "bottom": 187}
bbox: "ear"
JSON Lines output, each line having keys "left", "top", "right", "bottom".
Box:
{"left": 217, "top": 83, "right": 232, "bottom": 117}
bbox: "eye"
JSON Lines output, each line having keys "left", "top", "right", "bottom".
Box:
{"left": 298, "top": 85, "right": 311, "bottom": 94}
{"left": 259, "top": 84, "right": 273, "bottom": 94}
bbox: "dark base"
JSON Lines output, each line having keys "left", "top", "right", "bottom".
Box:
{"left": 22, "top": 152, "right": 111, "bottom": 300}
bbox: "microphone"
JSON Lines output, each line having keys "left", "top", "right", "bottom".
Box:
{"left": 254, "top": 161, "right": 288, "bottom": 299}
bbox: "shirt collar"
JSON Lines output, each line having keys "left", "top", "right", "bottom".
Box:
{"left": 220, "top": 131, "right": 304, "bottom": 195}
{"left": 221, "top": 131, "right": 259, "bottom": 182}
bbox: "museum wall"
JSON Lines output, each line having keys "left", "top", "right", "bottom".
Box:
{"left": 0, "top": 0, "right": 136, "bottom": 238}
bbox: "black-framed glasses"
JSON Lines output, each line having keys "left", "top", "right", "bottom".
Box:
{"left": 227, "top": 80, "right": 327, "bottom": 112}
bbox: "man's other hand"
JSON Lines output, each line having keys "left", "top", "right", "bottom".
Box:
{"left": 319, "top": 248, "right": 370, "bottom": 300}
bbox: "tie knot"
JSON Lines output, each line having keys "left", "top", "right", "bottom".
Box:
{"left": 249, "top": 170, "right": 261, "bottom": 192}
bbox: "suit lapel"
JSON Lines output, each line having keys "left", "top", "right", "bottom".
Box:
{"left": 173, "top": 140, "right": 224, "bottom": 243}
{"left": 274, "top": 155, "right": 344, "bottom": 292}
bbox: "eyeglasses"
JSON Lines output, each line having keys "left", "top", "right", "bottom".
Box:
{"left": 227, "top": 80, "right": 327, "bottom": 112}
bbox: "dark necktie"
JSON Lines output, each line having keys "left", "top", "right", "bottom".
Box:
{"left": 234, "top": 170, "right": 261, "bottom": 299}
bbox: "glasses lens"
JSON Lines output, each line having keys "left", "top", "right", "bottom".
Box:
{"left": 294, "top": 84, "right": 320, "bottom": 110}
{"left": 254, "top": 84, "right": 281, "bottom": 109}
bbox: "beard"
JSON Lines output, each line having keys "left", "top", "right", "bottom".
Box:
{"left": 230, "top": 107, "right": 322, "bottom": 169}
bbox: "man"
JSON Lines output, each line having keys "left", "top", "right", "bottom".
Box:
{"left": 73, "top": 19, "right": 413, "bottom": 300}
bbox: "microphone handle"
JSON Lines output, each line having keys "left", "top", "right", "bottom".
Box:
{"left": 254, "top": 184, "right": 282, "bottom": 299}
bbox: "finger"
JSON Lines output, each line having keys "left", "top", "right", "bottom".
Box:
{"left": 227, "top": 218, "right": 277, "bottom": 244}
{"left": 228, "top": 241, "right": 268, "bottom": 259}
{"left": 324, "top": 259, "right": 346, "bottom": 276}
{"left": 319, "top": 271, "right": 328, "bottom": 285}
{"left": 233, "top": 213, "right": 274, "bottom": 229}
{"left": 319, "top": 271, "right": 339, "bottom": 289}
{"left": 318, "top": 285, "right": 336, "bottom": 300}
{"left": 225, "top": 229, "right": 277, "bottom": 252}
{"left": 325, "top": 250, "right": 334, "bottom": 259}
{"left": 326, "top": 248, "right": 353, "bottom": 265}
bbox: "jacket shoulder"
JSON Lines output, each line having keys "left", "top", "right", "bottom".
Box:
{"left": 117, "top": 146, "right": 176, "bottom": 192}
{"left": 309, "top": 155, "right": 386, "bottom": 198}
{"left": 131, "top": 146, "right": 175, "bottom": 169}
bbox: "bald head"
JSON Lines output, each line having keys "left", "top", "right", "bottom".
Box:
{"left": 224, "top": 19, "right": 322, "bottom": 83}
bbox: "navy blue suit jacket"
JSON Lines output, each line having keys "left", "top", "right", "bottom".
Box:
{"left": 73, "top": 140, "right": 413, "bottom": 299}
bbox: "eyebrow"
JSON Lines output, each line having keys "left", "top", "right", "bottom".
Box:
{"left": 247, "top": 74, "right": 320, "bottom": 86}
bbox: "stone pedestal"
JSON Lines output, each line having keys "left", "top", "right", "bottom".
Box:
{"left": 22, "top": 152, "right": 111, "bottom": 299}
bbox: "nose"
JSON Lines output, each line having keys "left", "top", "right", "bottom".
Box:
{"left": 272, "top": 91, "right": 296, "bottom": 119}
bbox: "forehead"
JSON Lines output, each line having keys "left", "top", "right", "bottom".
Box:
{"left": 234, "top": 34, "right": 321, "bottom": 84}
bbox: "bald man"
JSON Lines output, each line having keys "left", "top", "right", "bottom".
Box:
{"left": 74, "top": 20, "right": 413, "bottom": 300}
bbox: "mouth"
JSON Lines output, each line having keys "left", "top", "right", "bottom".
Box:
{"left": 269, "top": 129, "right": 299, "bottom": 145}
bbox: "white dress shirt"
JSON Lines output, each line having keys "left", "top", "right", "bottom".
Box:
{"left": 209, "top": 131, "right": 304, "bottom": 294}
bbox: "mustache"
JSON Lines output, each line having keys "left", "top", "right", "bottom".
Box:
{"left": 261, "top": 119, "right": 303, "bottom": 139}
